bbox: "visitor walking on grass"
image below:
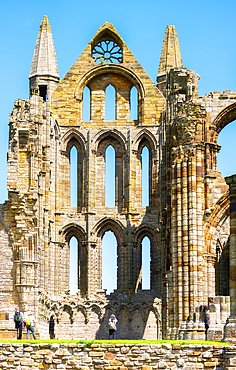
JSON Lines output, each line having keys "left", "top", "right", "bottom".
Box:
{"left": 25, "top": 312, "right": 37, "bottom": 340}
{"left": 108, "top": 314, "right": 117, "bottom": 339}
{"left": 13, "top": 308, "right": 23, "bottom": 340}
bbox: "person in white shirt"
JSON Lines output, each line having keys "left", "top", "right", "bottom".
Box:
{"left": 108, "top": 314, "right": 117, "bottom": 339}
{"left": 25, "top": 312, "right": 37, "bottom": 340}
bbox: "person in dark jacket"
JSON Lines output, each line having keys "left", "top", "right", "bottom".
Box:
{"left": 13, "top": 308, "right": 23, "bottom": 340}
{"left": 49, "top": 316, "right": 55, "bottom": 339}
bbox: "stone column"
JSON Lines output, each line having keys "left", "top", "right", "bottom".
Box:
{"left": 224, "top": 174, "right": 236, "bottom": 340}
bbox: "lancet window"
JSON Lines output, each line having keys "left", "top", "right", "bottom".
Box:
{"left": 70, "top": 146, "right": 78, "bottom": 207}
{"left": 105, "top": 85, "right": 116, "bottom": 120}
{"left": 141, "top": 146, "right": 149, "bottom": 206}
{"left": 69, "top": 236, "right": 78, "bottom": 295}
{"left": 83, "top": 86, "right": 90, "bottom": 122}
{"left": 102, "top": 230, "right": 117, "bottom": 294}
{"left": 105, "top": 145, "right": 115, "bottom": 207}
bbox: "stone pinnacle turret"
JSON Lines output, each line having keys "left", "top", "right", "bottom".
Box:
{"left": 29, "top": 15, "right": 59, "bottom": 102}
{"left": 158, "top": 25, "right": 183, "bottom": 74}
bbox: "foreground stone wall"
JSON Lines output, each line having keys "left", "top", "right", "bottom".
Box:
{"left": 1, "top": 342, "right": 236, "bottom": 369}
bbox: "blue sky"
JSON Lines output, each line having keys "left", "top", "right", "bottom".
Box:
{"left": 1, "top": 0, "right": 236, "bottom": 294}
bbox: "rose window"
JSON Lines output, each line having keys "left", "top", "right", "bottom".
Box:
{"left": 92, "top": 40, "right": 122, "bottom": 64}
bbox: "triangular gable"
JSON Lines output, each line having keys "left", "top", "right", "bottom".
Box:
{"left": 51, "top": 23, "right": 165, "bottom": 126}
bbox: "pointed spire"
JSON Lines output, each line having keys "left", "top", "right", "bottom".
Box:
{"left": 29, "top": 15, "right": 59, "bottom": 79}
{"left": 29, "top": 16, "right": 59, "bottom": 102}
{"left": 158, "top": 25, "right": 183, "bottom": 74}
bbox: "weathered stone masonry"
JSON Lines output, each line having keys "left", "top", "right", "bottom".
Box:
{"left": 0, "top": 342, "right": 235, "bottom": 370}
{"left": 1, "top": 16, "right": 236, "bottom": 340}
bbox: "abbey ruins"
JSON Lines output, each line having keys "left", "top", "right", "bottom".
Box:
{"left": 0, "top": 16, "right": 236, "bottom": 340}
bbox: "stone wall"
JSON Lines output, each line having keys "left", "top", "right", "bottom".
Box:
{"left": 0, "top": 342, "right": 236, "bottom": 369}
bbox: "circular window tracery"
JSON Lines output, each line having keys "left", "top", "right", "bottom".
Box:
{"left": 92, "top": 40, "right": 122, "bottom": 64}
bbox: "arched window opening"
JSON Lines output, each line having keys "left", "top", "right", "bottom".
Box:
{"left": 142, "top": 236, "right": 151, "bottom": 290}
{"left": 217, "top": 120, "right": 236, "bottom": 176}
{"left": 142, "top": 146, "right": 149, "bottom": 206}
{"left": 70, "top": 146, "right": 78, "bottom": 207}
{"left": 105, "top": 84, "right": 116, "bottom": 120}
{"left": 83, "top": 86, "right": 90, "bottom": 122}
{"left": 130, "top": 86, "right": 138, "bottom": 120}
{"left": 69, "top": 236, "right": 78, "bottom": 295}
{"left": 102, "top": 230, "right": 117, "bottom": 294}
{"left": 105, "top": 145, "right": 115, "bottom": 207}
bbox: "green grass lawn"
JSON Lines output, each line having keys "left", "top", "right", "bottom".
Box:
{"left": 0, "top": 339, "right": 230, "bottom": 345}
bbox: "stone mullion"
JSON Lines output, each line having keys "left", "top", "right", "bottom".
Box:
{"left": 80, "top": 242, "right": 90, "bottom": 295}
{"left": 38, "top": 193, "right": 44, "bottom": 290}
{"left": 135, "top": 152, "right": 142, "bottom": 209}
{"left": 188, "top": 152, "right": 198, "bottom": 314}
{"left": 53, "top": 138, "right": 60, "bottom": 296}
{"left": 90, "top": 150, "right": 96, "bottom": 209}
{"left": 54, "top": 243, "right": 61, "bottom": 296}
{"left": 127, "top": 242, "right": 133, "bottom": 291}
{"left": 204, "top": 143, "right": 210, "bottom": 212}
{"left": 96, "top": 241, "right": 101, "bottom": 292}
{"left": 176, "top": 159, "right": 183, "bottom": 325}
{"left": 171, "top": 162, "right": 178, "bottom": 329}
{"left": 202, "top": 256, "right": 208, "bottom": 305}
{"left": 62, "top": 244, "right": 67, "bottom": 292}
{"left": 86, "top": 241, "right": 92, "bottom": 295}
{"left": 87, "top": 131, "right": 92, "bottom": 212}
{"left": 133, "top": 243, "right": 141, "bottom": 292}
{"left": 152, "top": 149, "right": 159, "bottom": 208}
{"left": 44, "top": 210, "right": 49, "bottom": 293}
{"left": 182, "top": 157, "right": 189, "bottom": 321}
{"left": 90, "top": 90, "right": 105, "bottom": 122}
{"left": 207, "top": 256, "right": 215, "bottom": 297}
{"left": 118, "top": 243, "right": 127, "bottom": 291}
{"left": 116, "top": 154, "right": 123, "bottom": 209}
{"left": 54, "top": 243, "right": 58, "bottom": 296}
{"left": 55, "top": 140, "right": 59, "bottom": 211}
{"left": 95, "top": 153, "right": 105, "bottom": 208}
{"left": 49, "top": 241, "right": 54, "bottom": 296}
{"left": 196, "top": 146, "right": 204, "bottom": 304}
{"left": 126, "top": 131, "right": 132, "bottom": 212}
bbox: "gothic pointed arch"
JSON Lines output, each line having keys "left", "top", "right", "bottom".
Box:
{"left": 94, "top": 131, "right": 126, "bottom": 211}
{"left": 61, "top": 223, "right": 86, "bottom": 242}
{"left": 204, "top": 191, "right": 230, "bottom": 255}
{"left": 92, "top": 217, "right": 125, "bottom": 244}
{"left": 61, "top": 129, "right": 86, "bottom": 211}
{"left": 133, "top": 130, "right": 159, "bottom": 208}
{"left": 213, "top": 101, "right": 236, "bottom": 134}
{"left": 133, "top": 224, "right": 160, "bottom": 293}
{"left": 93, "top": 129, "right": 126, "bottom": 151}
{"left": 133, "top": 129, "right": 158, "bottom": 152}
{"left": 91, "top": 22, "right": 124, "bottom": 53}
{"left": 74, "top": 64, "right": 145, "bottom": 101}
{"left": 61, "top": 223, "right": 87, "bottom": 296}
{"left": 61, "top": 128, "right": 86, "bottom": 153}
{"left": 91, "top": 218, "right": 126, "bottom": 292}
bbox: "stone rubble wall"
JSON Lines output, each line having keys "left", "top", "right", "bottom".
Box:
{"left": 0, "top": 342, "right": 236, "bottom": 369}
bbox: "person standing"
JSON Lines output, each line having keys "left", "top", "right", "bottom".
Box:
{"left": 13, "top": 308, "right": 23, "bottom": 340}
{"left": 49, "top": 315, "right": 55, "bottom": 339}
{"left": 108, "top": 314, "right": 117, "bottom": 339}
{"left": 25, "top": 312, "right": 37, "bottom": 340}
